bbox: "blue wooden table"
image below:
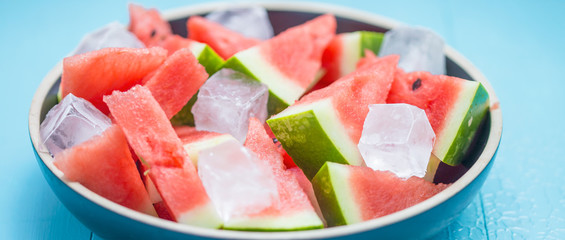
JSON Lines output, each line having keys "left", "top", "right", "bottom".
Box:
{"left": 2, "top": 0, "right": 564, "bottom": 239}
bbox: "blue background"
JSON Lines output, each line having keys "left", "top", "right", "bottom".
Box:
{"left": 1, "top": 0, "right": 564, "bottom": 239}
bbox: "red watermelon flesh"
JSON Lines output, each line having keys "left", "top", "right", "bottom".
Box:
{"left": 153, "top": 201, "right": 174, "bottom": 221}
{"left": 149, "top": 160, "right": 212, "bottom": 223}
{"left": 298, "top": 54, "right": 398, "bottom": 143}
{"left": 104, "top": 85, "right": 220, "bottom": 227}
{"left": 278, "top": 142, "right": 297, "bottom": 169}
{"left": 356, "top": 49, "right": 378, "bottom": 69}
{"left": 260, "top": 14, "right": 336, "bottom": 89}
{"left": 158, "top": 34, "right": 197, "bottom": 56}
{"left": 174, "top": 126, "right": 223, "bottom": 145}
{"left": 61, "top": 47, "right": 167, "bottom": 114}
{"left": 238, "top": 118, "right": 322, "bottom": 230}
{"left": 104, "top": 85, "right": 184, "bottom": 168}
{"left": 263, "top": 123, "right": 297, "bottom": 169}
{"left": 314, "top": 33, "right": 343, "bottom": 90}
{"left": 187, "top": 16, "right": 260, "bottom": 60}
{"left": 287, "top": 167, "right": 325, "bottom": 224}
{"left": 143, "top": 48, "right": 208, "bottom": 119}
{"left": 349, "top": 164, "right": 449, "bottom": 220}
{"left": 54, "top": 125, "right": 156, "bottom": 216}
{"left": 245, "top": 118, "right": 286, "bottom": 172}
{"left": 128, "top": 3, "right": 172, "bottom": 47}
{"left": 387, "top": 70, "right": 462, "bottom": 135}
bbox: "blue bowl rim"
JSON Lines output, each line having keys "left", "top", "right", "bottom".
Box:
{"left": 28, "top": 1, "right": 503, "bottom": 239}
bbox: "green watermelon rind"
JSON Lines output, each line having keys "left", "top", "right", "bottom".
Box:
{"left": 338, "top": 32, "right": 363, "bottom": 76}
{"left": 336, "top": 31, "right": 384, "bottom": 78}
{"left": 170, "top": 93, "right": 198, "bottom": 126}
{"left": 359, "top": 31, "right": 384, "bottom": 57}
{"left": 169, "top": 44, "right": 225, "bottom": 126}
{"left": 435, "top": 81, "right": 490, "bottom": 166}
{"left": 222, "top": 211, "right": 323, "bottom": 231}
{"left": 267, "top": 99, "right": 364, "bottom": 179}
{"left": 195, "top": 44, "right": 225, "bottom": 75}
{"left": 312, "top": 162, "right": 362, "bottom": 226}
{"left": 223, "top": 55, "right": 290, "bottom": 115}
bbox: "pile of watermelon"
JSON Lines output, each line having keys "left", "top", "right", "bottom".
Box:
{"left": 48, "top": 3, "right": 490, "bottom": 231}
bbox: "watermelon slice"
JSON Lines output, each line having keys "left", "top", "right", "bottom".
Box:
{"left": 223, "top": 14, "right": 336, "bottom": 114}
{"left": 128, "top": 3, "right": 172, "bottom": 46}
{"left": 103, "top": 85, "right": 222, "bottom": 228}
{"left": 217, "top": 118, "right": 323, "bottom": 231}
{"left": 54, "top": 125, "right": 156, "bottom": 216}
{"left": 313, "top": 31, "right": 384, "bottom": 91}
{"left": 187, "top": 16, "right": 261, "bottom": 60}
{"left": 143, "top": 47, "right": 208, "bottom": 119}
{"left": 156, "top": 35, "right": 225, "bottom": 126}
{"left": 312, "top": 161, "right": 450, "bottom": 226}
{"left": 61, "top": 47, "right": 167, "bottom": 114}
{"left": 128, "top": 4, "right": 225, "bottom": 75}
{"left": 267, "top": 55, "right": 398, "bottom": 179}
{"left": 387, "top": 70, "right": 490, "bottom": 166}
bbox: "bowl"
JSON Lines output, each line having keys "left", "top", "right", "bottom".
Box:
{"left": 29, "top": 2, "right": 502, "bottom": 239}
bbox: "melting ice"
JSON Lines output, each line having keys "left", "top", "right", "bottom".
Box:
{"left": 379, "top": 25, "right": 445, "bottom": 75}
{"left": 40, "top": 93, "right": 112, "bottom": 157}
{"left": 198, "top": 138, "right": 279, "bottom": 223}
{"left": 191, "top": 68, "right": 269, "bottom": 143}
{"left": 358, "top": 104, "right": 435, "bottom": 179}
{"left": 71, "top": 21, "right": 145, "bottom": 56}
{"left": 206, "top": 5, "right": 274, "bottom": 40}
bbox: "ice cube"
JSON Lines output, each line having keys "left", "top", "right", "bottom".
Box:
{"left": 192, "top": 68, "right": 269, "bottom": 143}
{"left": 40, "top": 93, "right": 112, "bottom": 157}
{"left": 205, "top": 5, "right": 274, "bottom": 40}
{"left": 379, "top": 25, "right": 445, "bottom": 75}
{"left": 358, "top": 104, "right": 435, "bottom": 179}
{"left": 198, "top": 138, "right": 279, "bottom": 223}
{"left": 71, "top": 21, "right": 145, "bottom": 56}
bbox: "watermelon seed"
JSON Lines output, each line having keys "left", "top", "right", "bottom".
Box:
{"left": 272, "top": 138, "right": 278, "bottom": 143}
{"left": 150, "top": 29, "right": 156, "bottom": 38}
{"left": 412, "top": 78, "right": 422, "bottom": 91}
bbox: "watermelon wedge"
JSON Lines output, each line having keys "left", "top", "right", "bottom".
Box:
{"left": 54, "top": 125, "right": 156, "bottom": 216}
{"left": 128, "top": 3, "right": 225, "bottom": 75}
{"left": 104, "top": 85, "right": 222, "bottom": 228}
{"left": 61, "top": 47, "right": 167, "bottom": 114}
{"left": 128, "top": 3, "right": 172, "bottom": 46}
{"left": 187, "top": 16, "right": 261, "bottom": 60}
{"left": 217, "top": 118, "right": 323, "bottom": 231}
{"left": 312, "top": 162, "right": 450, "bottom": 226}
{"left": 387, "top": 70, "right": 489, "bottom": 166}
{"left": 313, "top": 31, "right": 384, "bottom": 91}
{"left": 143, "top": 48, "right": 208, "bottom": 119}
{"left": 267, "top": 55, "right": 398, "bottom": 179}
{"left": 223, "top": 14, "right": 336, "bottom": 114}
